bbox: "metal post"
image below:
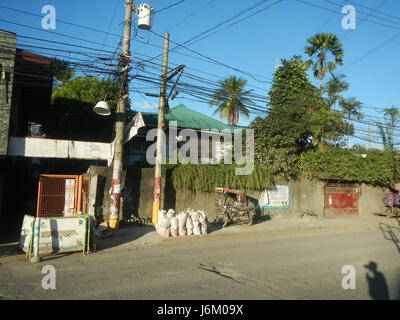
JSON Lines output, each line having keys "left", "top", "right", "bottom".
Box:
{"left": 31, "top": 176, "right": 42, "bottom": 263}
{"left": 152, "top": 32, "right": 169, "bottom": 225}
{"left": 30, "top": 217, "right": 41, "bottom": 263}
{"left": 109, "top": 0, "right": 133, "bottom": 229}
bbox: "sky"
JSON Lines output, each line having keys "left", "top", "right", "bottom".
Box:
{"left": 1, "top": 0, "right": 400, "bottom": 148}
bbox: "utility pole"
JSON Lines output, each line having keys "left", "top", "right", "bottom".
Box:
{"left": 109, "top": 0, "right": 133, "bottom": 229}
{"left": 152, "top": 32, "right": 169, "bottom": 225}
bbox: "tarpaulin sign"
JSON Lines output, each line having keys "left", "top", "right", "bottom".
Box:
{"left": 64, "top": 179, "right": 75, "bottom": 216}
{"left": 259, "top": 185, "right": 290, "bottom": 209}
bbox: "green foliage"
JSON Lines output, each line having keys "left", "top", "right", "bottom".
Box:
{"left": 166, "top": 146, "right": 399, "bottom": 192}
{"left": 262, "top": 55, "right": 351, "bottom": 151}
{"left": 251, "top": 115, "right": 302, "bottom": 179}
{"left": 253, "top": 55, "right": 349, "bottom": 176}
{"left": 53, "top": 59, "right": 75, "bottom": 88}
{"left": 167, "top": 163, "right": 274, "bottom": 192}
{"left": 257, "top": 55, "right": 315, "bottom": 175}
{"left": 208, "top": 75, "right": 252, "bottom": 125}
{"left": 51, "top": 76, "right": 119, "bottom": 109}
{"left": 376, "top": 106, "right": 400, "bottom": 152}
{"left": 44, "top": 76, "right": 119, "bottom": 142}
{"left": 300, "top": 146, "right": 400, "bottom": 186}
{"left": 304, "top": 32, "right": 344, "bottom": 87}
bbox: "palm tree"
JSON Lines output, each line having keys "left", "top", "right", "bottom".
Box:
{"left": 338, "top": 97, "right": 363, "bottom": 148}
{"left": 323, "top": 73, "right": 349, "bottom": 109}
{"left": 304, "top": 33, "right": 344, "bottom": 88}
{"left": 208, "top": 75, "right": 251, "bottom": 125}
{"left": 377, "top": 106, "right": 399, "bottom": 152}
{"left": 339, "top": 97, "right": 363, "bottom": 120}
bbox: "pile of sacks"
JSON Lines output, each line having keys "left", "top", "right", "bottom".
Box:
{"left": 155, "top": 208, "right": 208, "bottom": 238}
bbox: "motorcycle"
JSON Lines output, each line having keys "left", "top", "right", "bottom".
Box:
{"left": 214, "top": 187, "right": 257, "bottom": 227}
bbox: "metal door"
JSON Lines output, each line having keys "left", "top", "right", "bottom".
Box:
{"left": 324, "top": 186, "right": 360, "bottom": 216}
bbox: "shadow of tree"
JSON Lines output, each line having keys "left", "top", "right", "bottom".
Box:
{"left": 364, "top": 261, "right": 390, "bottom": 300}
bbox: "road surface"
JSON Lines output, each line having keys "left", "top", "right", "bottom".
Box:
{"left": 1, "top": 216, "right": 400, "bottom": 300}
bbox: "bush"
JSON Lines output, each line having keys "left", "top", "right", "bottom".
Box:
{"left": 300, "top": 146, "right": 399, "bottom": 186}
{"left": 167, "top": 163, "right": 274, "bottom": 192}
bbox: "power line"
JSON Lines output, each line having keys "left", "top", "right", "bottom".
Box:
{"left": 183, "top": 0, "right": 283, "bottom": 47}
{"left": 143, "top": 0, "right": 278, "bottom": 63}
{"left": 178, "top": 0, "right": 272, "bottom": 47}
{"left": 341, "top": 31, "right": 400, "bottom": 71}
{"left": 148, "top": 29, "right": 272, "bottom": 84}
{"left": 0, "top": 13, "right": 273, "bottom": 85}
{"left": 155, "top": 0, "right": 186, "bottom": 14}
{"left": 3, "top": 40, "right": 395, "bottom": 130}
{"left": 0, "top": 4, "right": 122, "bottom": 38}
{"left": 166, "top": 0, "right": 216, "bottom": 31}
{"left": 297, "top": 0, "right": 400, "bottom": 31}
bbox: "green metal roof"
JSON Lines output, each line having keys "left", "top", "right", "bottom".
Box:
{"left": 129, "top": 104, "right": 245, "bottom": 133}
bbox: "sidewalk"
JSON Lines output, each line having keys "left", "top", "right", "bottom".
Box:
{"left": 93, "top": 214, "right": 398, "bottom": 252}
{"left": 1, "top": 214, "right": 396, "bottom": 260}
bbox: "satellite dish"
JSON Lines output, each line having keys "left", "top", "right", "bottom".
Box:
{"left": 93, "top": 101, "right": 111, "bottom": 116}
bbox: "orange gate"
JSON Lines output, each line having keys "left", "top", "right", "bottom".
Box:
{"left": 36, "top": 174, "right": 83, "bottom": 218}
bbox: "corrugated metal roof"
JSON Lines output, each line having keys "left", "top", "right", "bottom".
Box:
{"left": 129, "top": 104, "right": 245, "bottom": 133}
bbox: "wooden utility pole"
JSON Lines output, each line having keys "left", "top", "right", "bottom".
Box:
{"left": 109, "top": 0, "right": 133, "bottom": 229}
{"left": 152, "top": 32, "right": 169, "bottom": 225}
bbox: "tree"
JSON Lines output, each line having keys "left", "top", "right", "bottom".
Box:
{"left": 268, "top": 55, "right": 349, "bottom": 150}
{"left": 322, "top": 73, "right": 349, "bottom": 108}
{"left": 53, "top": 59, "right": 75, "bottom": 88}
{"left": 337, "top": 96, "right": 363, "bottom": 147}
{"left": 339, "top": 97, "right": 363, "bottom": 120}
{"left": 251, "top": 56, "right": 316, "bottom": 177}
{"left": 304, "top": 33, "right": 344, "bottom": 88}
{"left": 208, "top": 75, "right": 252, "bottom": 125}
{"left": 44, "top": 76, "right": 120, "bottom": 142}
{"left": 377, "top": 106, "right": 400, "bottom": 152}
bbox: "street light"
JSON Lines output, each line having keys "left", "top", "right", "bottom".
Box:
{"left": 93, "top": 101, "right": 111, "bottom": 116}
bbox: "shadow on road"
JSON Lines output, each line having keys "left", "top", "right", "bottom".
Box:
{"left": 0, "top": 242, "right": 23, "bottom": 258}
{"left": 364, "top": 261, "right": 390, "bottom": 300}
{"left": 379, "top": 222, "right": 400, "bottom": 253}
{"left": 94, "top": 224, "right": 155, "bottom": 252}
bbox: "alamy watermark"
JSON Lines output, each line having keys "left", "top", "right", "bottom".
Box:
{"left": 341, "top": 265, "right": 356, "bottom": 289}
{"left": 41, "top": 265, "right": 56, "bottom": 290}
{"left": 341, "top": 5, "right": 356, "bottom": 30}
{"left": 41, "top": 5, "right": 56, "bottom": 30}
{"left": 145, "top": 121, "right": 254, "bottom": 176}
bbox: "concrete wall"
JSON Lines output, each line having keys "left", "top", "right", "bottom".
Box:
{"left": 8, "top": 137, "right": 110, "bottom": 160}
{"left": 359, "top": 184, "right": 386, "bottom": 216}
{"left": 88, "top": 165, "right": 388, "bottom": 223}
{"left": 0, "top": 31, "right": 16, "bottom": 155}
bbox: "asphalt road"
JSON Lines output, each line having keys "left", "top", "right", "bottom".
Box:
{"left": 1, "top": 218, "right": 400, "bottom": 300}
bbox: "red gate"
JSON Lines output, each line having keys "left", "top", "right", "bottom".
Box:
{"left": 324, "top": 185, "right": 360, "bottom": 216}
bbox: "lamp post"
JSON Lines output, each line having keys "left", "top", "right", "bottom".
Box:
{"left": 93, "top": 1, "right": 153, "bottom": 229}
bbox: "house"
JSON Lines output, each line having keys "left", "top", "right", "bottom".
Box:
{"left": 124, "top": 104, "right": 245, "bottom": 166}
{"left": 0, "top": 30, "right": 55, "bottom": 156}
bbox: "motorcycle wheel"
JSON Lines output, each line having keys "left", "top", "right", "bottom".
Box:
{"left": 247, "top": 211, "right": 255, "bottom": 226}
{"left": 222, "top": 215, "right": 229, "bottom": 228}
{"left": 215, "top": 216, "right": 225, "bottom": 226}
